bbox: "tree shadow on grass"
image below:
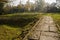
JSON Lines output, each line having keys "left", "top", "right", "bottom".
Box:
{"left": 0, "top": 18, "right": 38, "bottom": 28}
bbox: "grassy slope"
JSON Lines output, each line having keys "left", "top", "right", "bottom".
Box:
{"left": 0, "top": 13, "right": 42, "bottom": 40}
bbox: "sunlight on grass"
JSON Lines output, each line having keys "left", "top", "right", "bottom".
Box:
{"left": 0, "top": 13, "right": 42, "bottom": 40}
{"left": 0, "top": 25, "right": 22, "bottom": 40}
{"left": 45, "top": 13, "right": 60, "bottom": 32}
{"left": 47, "top": 13, "right": 60, "bottom": 26}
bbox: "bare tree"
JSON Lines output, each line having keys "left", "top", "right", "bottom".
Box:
{"left": 34, "top": 0, "right": 46, "bottom": 11}
{"left": 56, "top": 0, "right": 60, "bottom": 8}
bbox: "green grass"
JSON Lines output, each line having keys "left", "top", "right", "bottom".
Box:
{"left": 0, "top": 25, "right": 22, "bottom": 40}
{"left": 44, "top": 13, "right": 60, "bottom": 32}
{"left": 46, "top": 13, "right": 60, "bottom": 26}
{"left": 0, "top": 13, "right": 42, "bottom": 40}
{"left": 1, "top": 12, "right": 60, "bottom": 40}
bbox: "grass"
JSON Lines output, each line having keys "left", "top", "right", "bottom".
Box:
{"left": 46, "top": 13, "right": 60, "bottom": 26}
{"left": 0, "top": 25, "right": 22, "bottom": 40}
{"left": 44, "top": 13, "right": 60, "bottom": 32}
{"left": 0, "top": 12, "right": 60, "bottom": 40}
{"left": 0, "top": 13, "right": 42, "bottom": 40}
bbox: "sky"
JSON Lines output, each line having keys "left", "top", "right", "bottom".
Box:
{"left": 11, "top": 0, "right": 35, "bottom": 6}
{"left": 45, "top": 0, "right": 56, "bottom": 4}
{"left": 10, "top": 0, "right": 56, "bottom": 6}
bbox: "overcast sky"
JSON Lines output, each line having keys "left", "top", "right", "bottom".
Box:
{"left": 45, "top": 0, "right": 56, "bottom": 4}
{"left": 11, "top": 0, "right": 56, "bottom": 6}
{"left": 10, "top": 0, "right": 35, "bottom": 6}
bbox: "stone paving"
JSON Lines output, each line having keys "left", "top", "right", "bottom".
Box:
{"left": 23, "top": 16, "right": 59, "bottom": 40}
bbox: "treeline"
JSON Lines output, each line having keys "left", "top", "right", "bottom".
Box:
{"left": 45, "top": 2, "right": 60, "bottom": 13}
{"left": 0, "top": 0, "right": 60, "bottom": 15}
{"left": 0, "top": 0, "right": 45, "bottom": 14}
{"left": 3, "top": 4, "right": 36, "bottom": 14}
